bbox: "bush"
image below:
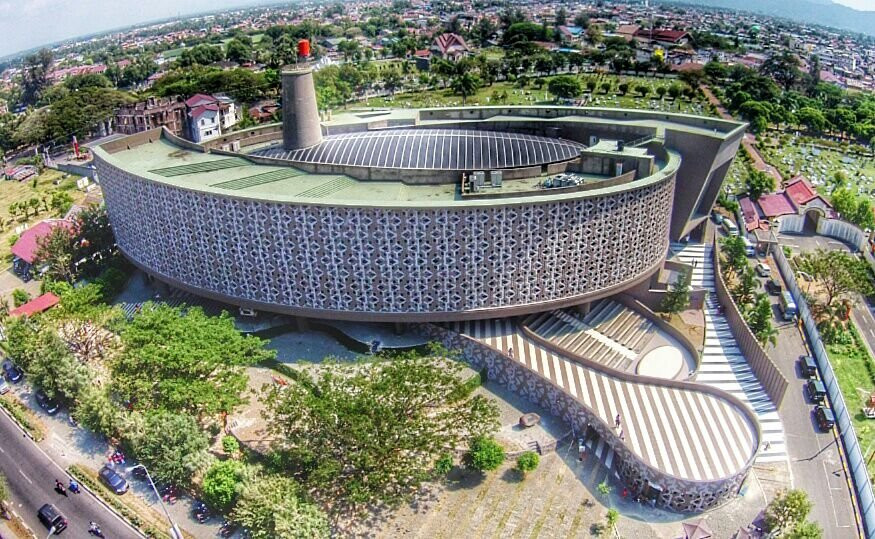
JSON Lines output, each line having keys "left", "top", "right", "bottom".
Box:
{"left": 203, "top": 460, "right": 244, "bottom": 511}
{"left": 465, "top": 436, "right": 505, "bottom": 472}
{"left": 434, "top": 453, "right": 454, "bottom": 476}
{"left": 515, "top": 451, "right": 539, "bottom": 476}
{"left": 222, "top": 435, "right": 240, "bottom": 456}
{"left": 12, "top": 289, "right": 30, "bottom": 307}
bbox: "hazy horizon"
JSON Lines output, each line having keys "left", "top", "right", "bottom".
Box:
{"left": 2, "top": 0, "right": 875, "bottom": 59}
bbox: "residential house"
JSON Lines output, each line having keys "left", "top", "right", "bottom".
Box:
{"left": 185, "top": 94, "right": 239, "bottom": 143}
{"left": 634, "top": 29, "right": 691, "bottom": 48}
{"left": 11, "top": 220, "right": 74, "bottom": 281}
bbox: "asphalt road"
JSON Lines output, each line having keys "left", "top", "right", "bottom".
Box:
{"left": 0, "top": 407, "right": 141, "bottom": 539}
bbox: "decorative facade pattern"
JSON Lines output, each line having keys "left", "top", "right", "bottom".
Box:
{"left": 420, "top": 323, "right": 756, "bottom": 513}
{"left": 96, "top": 155, "right": 674, "bottom": 320}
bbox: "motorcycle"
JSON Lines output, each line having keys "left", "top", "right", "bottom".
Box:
{"left": 88, "top": 523, "right": 105, "bottom": 537}
{"left": 69, "top": 480, "right": 81, "bottom": 494}
{"left": 219, "top": 520, "right": 238, "bottom": 537}
{"left": 193, "top": 500, "right": 210, "bottom": 522}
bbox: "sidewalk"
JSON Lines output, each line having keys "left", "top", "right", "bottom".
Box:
{"left": 5, "top": 384, "right": 224, "bottom": 539}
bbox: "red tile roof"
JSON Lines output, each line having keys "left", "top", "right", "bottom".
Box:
{"left": 185, "top": 93, "right": 217, "bottom": 108}
{"left": 11, "top": 220, "right": 73, "bottom": 264}
{"left": 9, "top": 292, "right": 60, "bottom": 317}
{"left": 189, "top": 104, "right": 219, "bottom": 118}
{"left": 433, "top": 33, "right": 470, "bottom": 55}
{"left": 785, "top": 176, "right": 818, "bottom": 205}
{"left": 739, "top": 197, "right": 760, "bottom": 231}
{"left": 634, "top": 29, "right": 690, "bottom": 43}
{"left": 757, "top": 192, "right": 797, "bottom": 218}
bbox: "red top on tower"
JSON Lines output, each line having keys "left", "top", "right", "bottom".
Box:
{"left": 297, "top": 39, "right": 310, "bottom": 58}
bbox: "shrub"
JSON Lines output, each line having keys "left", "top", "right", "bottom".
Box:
{"left": 465, "top": 435, "right": 505, "bottom": 472}
{"left": 516, "top": 451, "right": 539, "bottom": 476}
{"left": 222, "top": 435, "right": 240, "bottom": 456}
{"left": 203, "top": 460, "right": 244, "bottom": 511}
{"left": 12, "top": 289, "right": 30, "bottom": 307}
{"left": 434, "top": 453, "right": 454, "bottom": 476}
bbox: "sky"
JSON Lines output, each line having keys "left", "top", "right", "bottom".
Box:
{"left": 0, "top": 0, "right": 264, "bottom": 57}
{"left": 2, "top": 0, "right": 875, "bottom": 58}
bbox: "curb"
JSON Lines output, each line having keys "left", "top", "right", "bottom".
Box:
{"left": 0, "top": 403, "right": 146, "bottom": 538}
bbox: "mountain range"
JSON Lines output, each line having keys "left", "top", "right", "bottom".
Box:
{"left": 662, "top": 0, "right": 875, "bottom": 36}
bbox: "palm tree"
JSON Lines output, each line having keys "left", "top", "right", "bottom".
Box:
{"left": 451, "top": 73, "right": 480, "bottom": 104}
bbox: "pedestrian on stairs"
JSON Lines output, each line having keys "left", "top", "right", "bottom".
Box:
{"left": 614, "top": 414, "right": 621, "bottom": 429}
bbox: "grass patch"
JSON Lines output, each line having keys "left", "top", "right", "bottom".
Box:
{"left": 68, "top": 464, "right": 193, "bottom": 539}
{"left": 0, "top": 393, "right": 46, "bottom": 441}
{"left": 826, "top": 323, "right": 875, "bottom": 478}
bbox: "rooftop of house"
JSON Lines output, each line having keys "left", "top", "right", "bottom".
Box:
{"left": 11, "top": 220, "right": 73, "bottom": 264}
{"left": 9, "top": 292, "right": 60, "bottom": 318}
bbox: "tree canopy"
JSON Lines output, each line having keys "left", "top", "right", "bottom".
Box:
{"left": 231, "top": 474, "right": 329, "bottom": 539}
{"left": 262, "top": 353, "right": 499, "bottom": 513}
{"left": 114, "top": 304, "right": 274, "bottom": 418}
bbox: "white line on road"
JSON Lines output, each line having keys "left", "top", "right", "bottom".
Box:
{"left": 18, "top": 470, "right": 31, "bottom": 484}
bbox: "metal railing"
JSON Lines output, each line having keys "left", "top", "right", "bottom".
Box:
{"left": 773, "top": 247, "right": 875, "bottom": 536}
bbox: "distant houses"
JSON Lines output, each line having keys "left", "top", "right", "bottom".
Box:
{"left": 11, "top": 219, "right": 74, "bottom": 281}
{"left": 111, "top": 93, "right": 240, "bottom": 143}
{"left": 431, "top": 33, "right": 471, "bottom": 61}
{"left": 186, "top": 94, "right": 240, "bottom": 143}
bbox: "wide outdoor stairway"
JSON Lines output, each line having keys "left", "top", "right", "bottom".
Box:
{"left": 526, "top": 300, "right": 653, "bottom": 371}
{"left": 669, "top": 242, "right": 787, "bottom": 464}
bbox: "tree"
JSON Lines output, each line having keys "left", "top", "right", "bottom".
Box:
{"left": 203, "top": 460, "right": 244, "bottom": 511}
{"left": 381, "top": 67, "right": 403, "bottom": 96}
{"left": 667, "top": 83, "right": 683, "bottom": 100}
{"left": 465, "top": 435, "right": 505, "bottom": 473}
{"left": 114, "top": 304, "right": 274, "bottom": 418}
{"left": 515, "top": 451, "right": 539, "bottom": 476}
{"left": 660, "top": 268, "right": 691, "bottom": 315}
{"left": 34, "top": 224, "right": 76, "bottom": 283}
{"left": 788, "top": 521, "right": 823, "bottom": 539}
{"left": 618, "top": 82, "right": 629, "bottom": 95}
{"left": 746, "top": 169, "right": 776, "bottom": 202}
{"left": 226, "top": 39, "right": 253, "bottom": 64}
{"left": 231, "top": 474, "right": 329, "bottom": 539}
{"left": 472, "top": 17, "right": 497, "bottom": 47}
{"left": 765, "top": 489, "right": 813, "bottom": 535}
{"left": 720, "top": 235, "right": 748, "bottom": 278}
{"left": 733, "top": 267, "right": 760, "bottom": 307}
{"left": 605, "top": 508, "right": 620, "bottom": 534}
{"left": 656, "top": 86, "right": 667, "bottom": 99}
{"left": 450, "top": 72, "right": 480, "bottom": 104}
{"left": 263, "top": 354, "right": 499, "bottom": 513}
{"left": 600, "top": 81, "right": 612, "bottom": 94}
{"left": 746, "top": 294, "right": 778, "bottom": 346}
{"left": 547, "top": 75, "right": 581, "bottom": 100}
{"left": 635, "top": 83, "right": 649, "bottom": 97}
{"left": 586, "top": 79, "right": 597, "bottom": 93}
{"left": 21, "top": 49, "right": 53, "bottom": 105}
{"left": 126, "top": 411, "right": 210, "bottom": 486}
{"left": 796, "top": 249, "right": 873, "bottom": 308}
{"left": 761, "top": 51, "right": 801, "bottom": 91}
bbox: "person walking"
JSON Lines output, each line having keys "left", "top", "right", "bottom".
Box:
{"left": 614, "top": 414, "right": 621, "bottom": 429}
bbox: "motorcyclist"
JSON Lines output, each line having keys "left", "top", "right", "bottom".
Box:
{"left": 54, "top": 479, "right": 67, "bottom": 496}
{"left": 69, "top": 479, "right": 80, "bottom": 493}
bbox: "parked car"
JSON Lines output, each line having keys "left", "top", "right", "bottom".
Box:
{"left": 814, "top": 405, "right": 835, "bottom": 431}
{"left": 37, "top": 503, "right": 67, "bottom": 534}
{"left": 35, "top": 390, "right": 59, "bottom": 415}
{"left": 799, "top": 356, "right": 818, "bottom": 379}
{"left": 755, "top": 262, "right": 772, "bottom": 278}
{"left": 765, "top": 278, "right": 783, "bottom": 295}
{"left": 806, "top": 379, "right": 827, "bottom": 404}
{"left": 3, "top": 362, "right": 23, "bottom": 383}
{"left": 0, "top": 379, "right": 8, "bottom": 395}
{"left": 742, "top": 237, "right": 756, "bottom": 257}
{"left": 98, "top": 465, "right": 129, "bottom": 495}
{"left": 780, "top": 291, "right": 798, "bottom": 321}
{"left": 722, "top": 219, "right": 739, "bottom": 236}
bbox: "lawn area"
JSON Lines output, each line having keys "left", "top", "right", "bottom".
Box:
{"left": 758, "top": 135, "right": 875, "bottom": 196}
{"left": 0, "top": 168, "right": 88, "bottom": 264}
{"left": 362, "top": 73, "right": 714, "bottom": 116}
{"left": 826, "top": 323, "right": 875, "bottom": 478}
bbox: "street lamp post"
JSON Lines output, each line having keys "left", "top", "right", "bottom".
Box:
{"left": 127, "top": 464, "right": 183, "bottom": 539}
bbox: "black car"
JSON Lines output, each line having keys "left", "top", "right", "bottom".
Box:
{"left": 3, "top": 362, "right": 23, "bottom": 383}
{"left": 799, "top": 355, "right": 818, "bottom": 378}
{"left": 765, "top": 278, "right": 783, "bottom": 295}
{"left": 35, "top": 390, "right": 60, "bottom": 415}
{"left": 814, "top": 405, "right": 835, "bottom": 431}
{"left": 806, "top": 379, "right": 827, "bottom": 404}
{"left": 98, "top": 465, "right": 129, "bottom": 494}
{"left": 37, "top": 503, "right": 67, "bottom": 533}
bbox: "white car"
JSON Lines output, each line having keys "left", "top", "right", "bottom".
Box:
{"left": 755, "top": 262, "right": 771, "bottom": 278}
{"left": 0, "top": 379, "right": 8, "bottom": 395}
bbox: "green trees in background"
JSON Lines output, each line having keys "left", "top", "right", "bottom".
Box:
{"left": 745, "top": 169, "right": 776, "bottom": 201}
{"left": 547, "top": 75, "right": 581, "bottom": 100}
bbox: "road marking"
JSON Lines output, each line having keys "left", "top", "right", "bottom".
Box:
{"left": 0, "top": 446, "right": 5, "bottom": 453}
{"left": 18, "top": 470, "right": 32, "bottom": 484}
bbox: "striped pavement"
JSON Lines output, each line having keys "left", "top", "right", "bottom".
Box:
{"left": 669, "top": 242, "right": 787, "bottom": 464}
{"left": 450, "top": 318, "right": 758, "bottom": 482}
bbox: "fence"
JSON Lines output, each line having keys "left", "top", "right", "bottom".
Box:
{"left": 773, "top": 247, "right": 875, "bottom": 537}
{"left": 816, "top": 218, "right": 867, "bottom": 251}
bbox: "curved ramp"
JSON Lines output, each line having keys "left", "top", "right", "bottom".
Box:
{"left": 454, "top": 319, "right": 758, "bottom": 483}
